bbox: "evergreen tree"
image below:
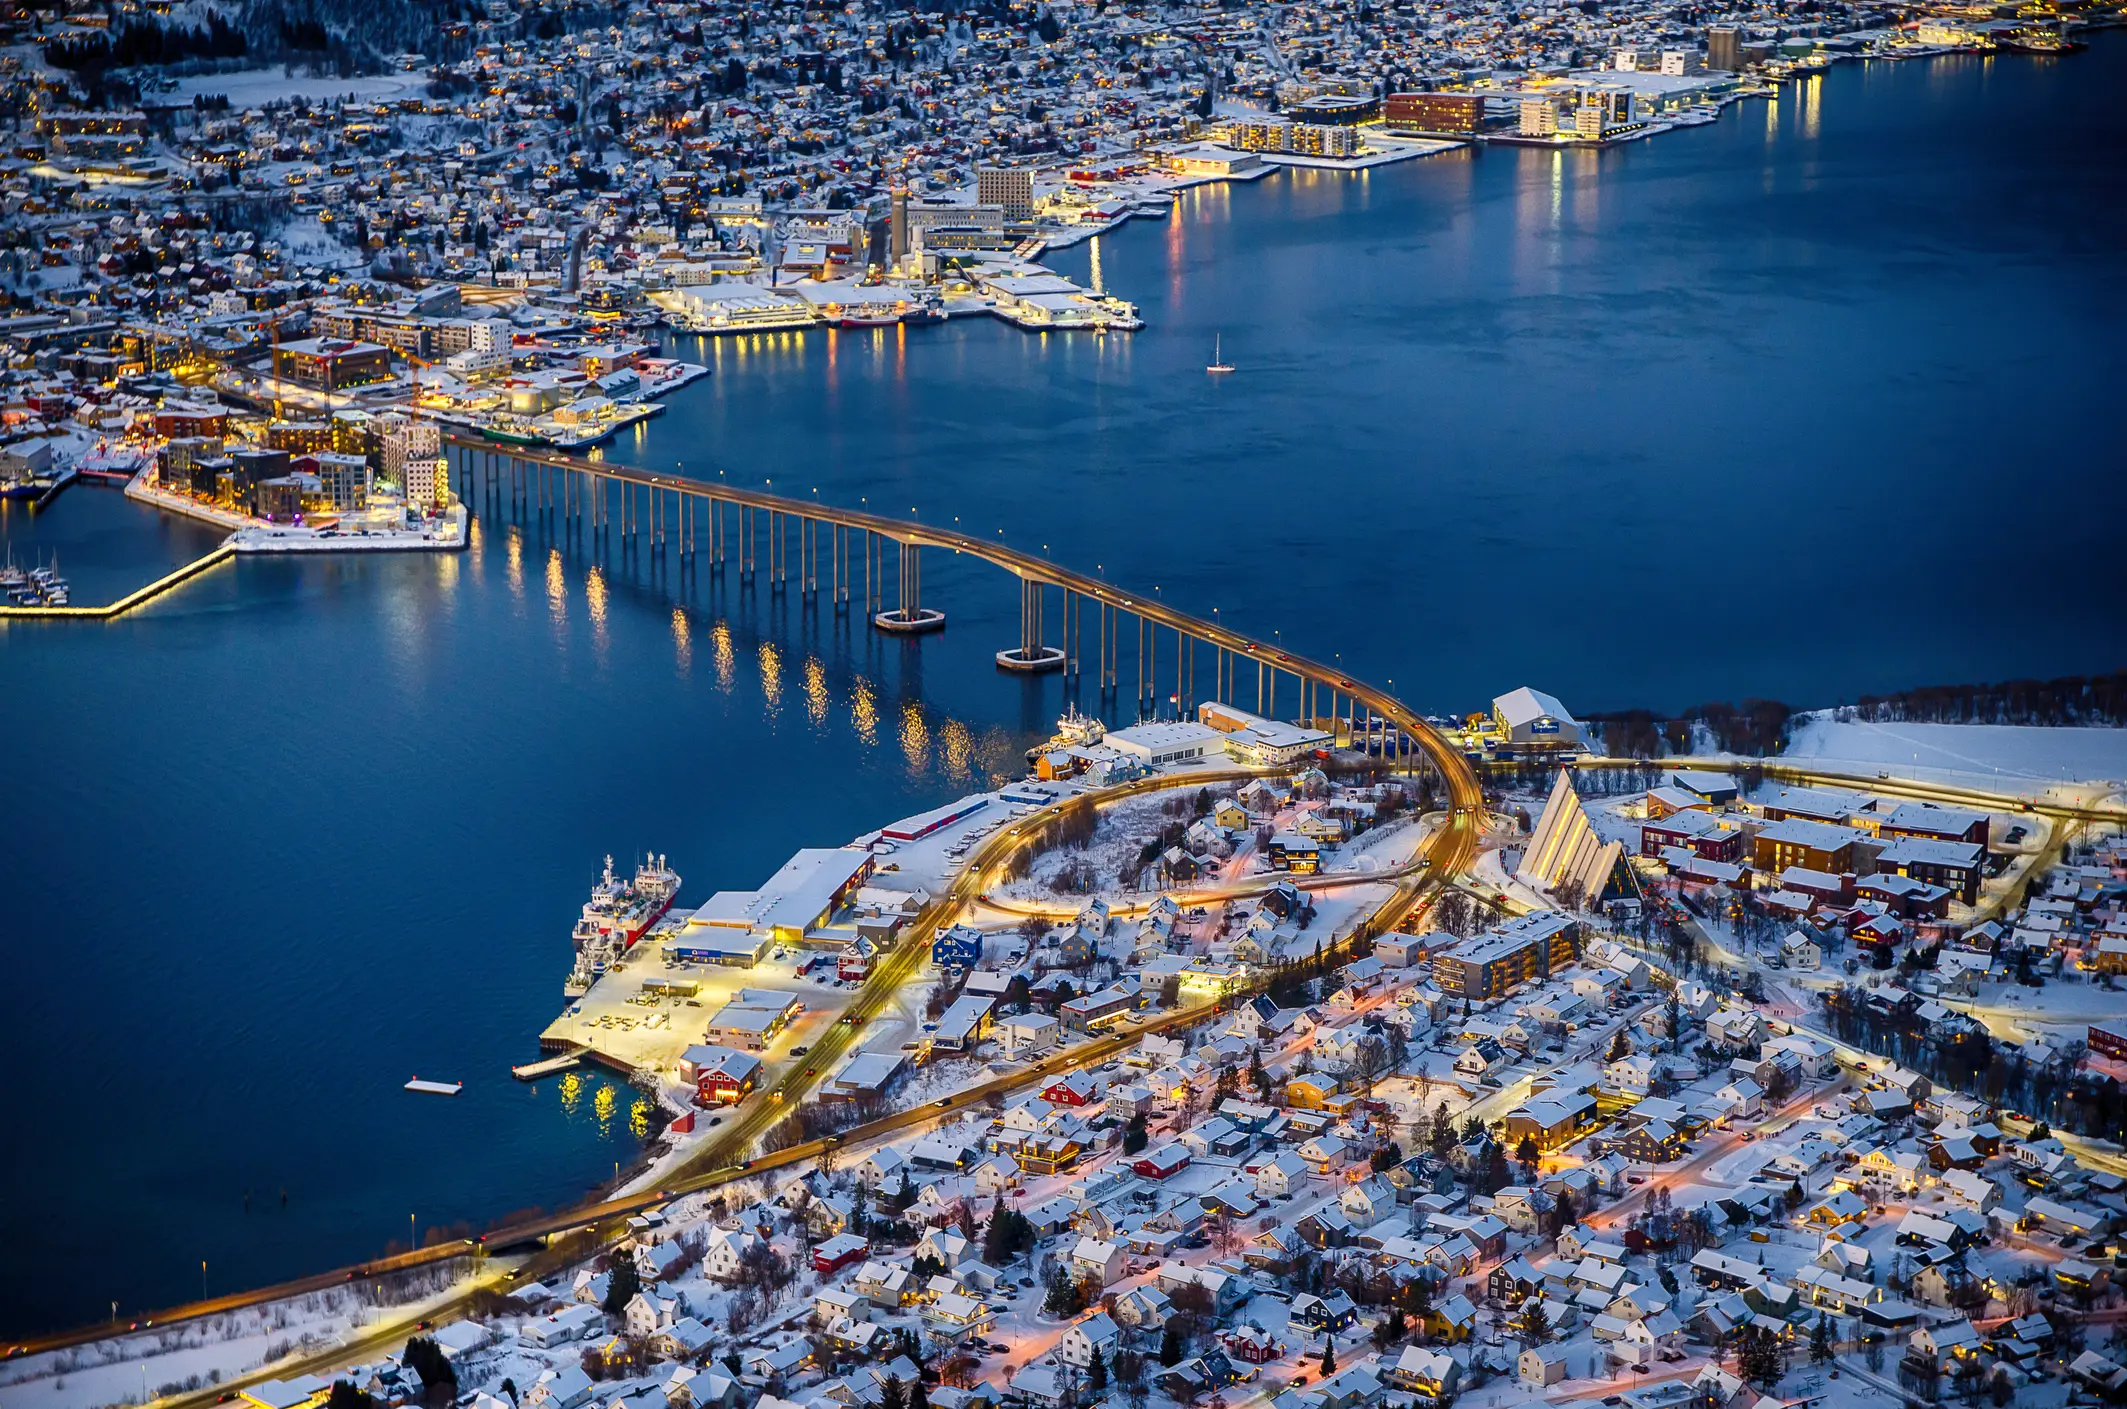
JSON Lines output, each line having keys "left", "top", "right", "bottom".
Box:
{"left": 983, "top": 1202, "right": 1015, "bottom": 1264}
{"left": 1123, "top": 1111, "right": 1149, "bottom": 1155}
{"left": 1516, "top": 1300, "right": 1550, "bottom": 1345}
{"left": 1809, "top": 1313, "right": 1833, "bottom": 1365}
{"left": 1159, "top": 1326, "right": 1184, "bottom": 1366}
{"left": 1088, "top": 1352, "right": 1109, "bottom": 1393}
{"left": 403, "top": 1337, "right": 456, "bottom": 1396}
{"left": 1320, "top": 1341, "right": 1336, "bottom": 1376}
{"left": 328, "top": 1383, "right": 375, "bottom": 1409}
{"left": 907, "top": 1381, "right": 931, "bottom": 1409}
{"left": 602, "top": 1254, "right": 641, "bottom": 1313}
{"left": 880, "top": 1375, "right": 908, "bottom": 1409}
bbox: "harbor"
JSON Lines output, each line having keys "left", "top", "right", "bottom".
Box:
{"left": 525, "top": 778, "right": 1091, "bottom": 1106}
{"left": 126, "top": 472, "right": 469, "bottom": 553}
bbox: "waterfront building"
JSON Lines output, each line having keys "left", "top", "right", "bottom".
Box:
{"left": 1105, "top": 721, "right": 1223, "bottom": 767}
{"left": 401, "top": 456, "right": 447, "bottom": 511}
{"left": 312, "top": 452, "right": 371, "bottom": 512}
{"left": 1288, "top": 123, "right": 1360, "bottom": 158}
{"left": 380, "top": 417, "right": 442, "bottom": 487}
{"left": 683, "top": 847, "right": 874, "bottom": 952}
{"left": 1288, "top": 94, "right": 1379, "bottom": 124}
{"left": 1707, "top": 26, "right": 1744, "bottom": 71}
{"left": 158, "top": 435, "right": 222, "bottom": 486}
{"left": 1383, "top": 92, "right": 1487, "bottom": 135}
{"left": 1162, "top": 144, "right": 1263, "bottom": 177}
{"left": 1492, "top": 687, "right": 1581, "bottom": 750}
{"left": 678, "top": 1044, "right": 762, "bottom": 1104}
{"left": 1519, "top": 96, "right": 1564, "bottom": 137}
{"left": 976, "top": 168, "right": 1034, "bottom": 222}
{"left": 1196, "top": 702, "right": 1332, "bottom": 766}
{"left": 702, "top": 990, "right": 803, "bottom": 1051}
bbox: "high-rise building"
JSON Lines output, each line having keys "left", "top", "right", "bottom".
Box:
{"left": 380, "top": 417, "right": 442, "bottom": 487}
{"left": 975, "top": 167, "right": 1033, "bottom": 222}
{"left": 1518, "top": 96, "right": 1561, "bottom": 136}
{"left": 313, "top": 452, "right": 371, "bottom": 511}
{"left": 402, "top": 455, "right": 447, "bottom": 511}
{"left": 1707, "top": 26, "right": 1743, "bottom": 71}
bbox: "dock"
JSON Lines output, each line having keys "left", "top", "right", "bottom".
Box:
{"left": 511, "top": 1053, "right": 581, "bottom": 1082}
{"left": 404, "top": 1078, "right": 465, "bottom": 1095}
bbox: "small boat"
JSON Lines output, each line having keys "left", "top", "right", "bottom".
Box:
{"left": 1206, "top": 335, "right": 1235, "bottom": 375}
{"left": 405, "top": 1077, "right": 464, "bottom": 1096}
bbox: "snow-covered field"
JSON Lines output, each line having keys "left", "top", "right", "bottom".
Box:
{"left": 1783, "top": 715, "right": 2127, "bottom": 788}
{"left": 168, "top": 68, "right": 432, "bottom": 109}
{"left": 0, "top": 1270, "right": 476, "bottom": 1409}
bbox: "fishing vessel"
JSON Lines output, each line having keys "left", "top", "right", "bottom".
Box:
{"left": 565, "top": 853, "right": 681, "bottom": 996}
{"left": 1024, "top": 707, "right": 1107, "bottom": 764}
{"left": 1207, "top": 335, "right": 1235, "bottom": 374}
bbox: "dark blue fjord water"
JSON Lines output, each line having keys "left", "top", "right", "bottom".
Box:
{"left": 3, "top": 36, "right": 2123, "bottom": 1337}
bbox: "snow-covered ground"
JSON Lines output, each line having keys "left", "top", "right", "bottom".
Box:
{"left": 0, "top": 1269, "right": 479, "bottom": 1409}
{"left": 1783, "top": 714, "right": 2127, "bottom": 788}
{"left": 167, "top": 68, "right": 433, "bottom": 109}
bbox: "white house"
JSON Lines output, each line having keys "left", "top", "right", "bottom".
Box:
{"left": 999, "top": 1013, "right": 1061, "bottom": 1059}
{"left": 702, "top": 1228, "right": 760, "bottom": 1283}
{"left": 1069, "top": 1237, "right": 1127, "bottom": 1288}
{"left": 1255, "top": 1151, "right": 1311, "bottom": 1199}
{"left": 1057, "top": 1313, "right": 1121, "bottom": 1368}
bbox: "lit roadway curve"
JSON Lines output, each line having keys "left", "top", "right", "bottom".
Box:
{"left": 15, "top": 453, "right": 1485, "bottom": 1380}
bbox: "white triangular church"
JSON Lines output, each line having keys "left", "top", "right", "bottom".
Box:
{"left": 1516, "top": 769, "right": 1623, "bottom": 903}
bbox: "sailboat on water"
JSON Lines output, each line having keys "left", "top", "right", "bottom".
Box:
{"left": 1206, "top": 334, "right": 1235, "bottom": 375}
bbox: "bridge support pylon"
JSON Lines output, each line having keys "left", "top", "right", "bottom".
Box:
{"left": 997, "top": 576, "right": 1063, "bottom": 673}
{"left": 874, "top": 540, "right": 944, "bottom": 634}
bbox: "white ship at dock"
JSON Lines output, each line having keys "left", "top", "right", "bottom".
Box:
{"left": 564, "top": 853, "right": 681, "bottom": 997}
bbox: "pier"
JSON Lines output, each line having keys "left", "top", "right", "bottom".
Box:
{"left": 511, "top": 1053, "right": 582, "bottom": 1082}
{"left": 0, "top": 540, "right": 236, "bottom": 622}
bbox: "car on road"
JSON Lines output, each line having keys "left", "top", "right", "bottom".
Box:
{"left": 935, "top": 1097, "right": 953, "bottom": 1107}
{"left": 792, "top": 1046, "right": 810, "bottom": 1056}
{"left": 707, "top": 1115, "right": 723, "bottom": 1126}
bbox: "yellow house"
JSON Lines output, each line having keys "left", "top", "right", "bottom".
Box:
{"left": 1287, "top": 1075, "right": 1341, "bottom": 1110}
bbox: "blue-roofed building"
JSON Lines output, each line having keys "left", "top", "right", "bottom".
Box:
{"left": 932, "top": 923, "right": 983, "bottom": 969}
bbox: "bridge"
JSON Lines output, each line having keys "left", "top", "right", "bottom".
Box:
{"left": 441, "top": 430, "right": 1438, "bottom": 744}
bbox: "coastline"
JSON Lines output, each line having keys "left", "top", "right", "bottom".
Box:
{"left": 7, "top": 30, "right": 2124, "bottom": 1341}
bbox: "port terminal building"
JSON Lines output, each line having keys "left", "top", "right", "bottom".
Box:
{"left": 1196, "top": 702, "right": 1333, "bottom": 766}
{"left": 702, "top": 990, "right": 805, "bottom": 1051}
{"left": 675, "top": 846, "right": 875, "bottom": 965}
